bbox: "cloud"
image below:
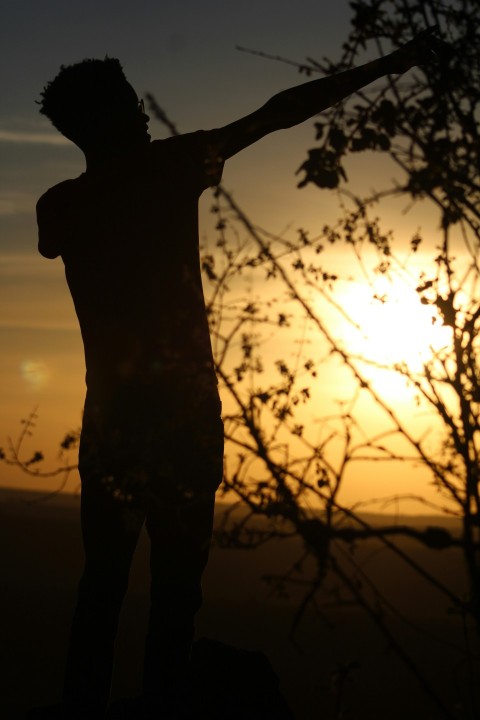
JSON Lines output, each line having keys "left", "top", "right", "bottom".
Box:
{"left": 0, "top": 253, "right": 42, "bottom": 272}
{"left": 0, "top": 129, "right": 69, "bottom": 146}
{"left": 0, "top": 193, "right": 37, "bottom": 216}
{"left": 0, "top": 318, "right": 80, "bottom": 333}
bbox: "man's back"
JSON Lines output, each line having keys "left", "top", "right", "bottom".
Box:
{"left": 37, "top": 131, "right": 223, "bottom": 397}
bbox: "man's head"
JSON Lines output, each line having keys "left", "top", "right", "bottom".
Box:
{"left": 39, "top": 57, "right": 150, "bottom": 153}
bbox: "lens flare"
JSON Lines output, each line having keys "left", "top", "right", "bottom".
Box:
{"left": 20, "top": 360, "right": 50, "bottom": 388}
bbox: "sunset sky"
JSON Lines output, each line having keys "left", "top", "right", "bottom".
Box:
{"left": 0, "top": 1, "right": 452, "bottom": 511}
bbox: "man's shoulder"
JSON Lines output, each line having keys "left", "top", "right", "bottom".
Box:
{"left": 150, "top": 129, "right": 221, "bottom": 155}
{"left": 36, "top": 177, "right": 83, "bottom": 214}
{"left": 150, "top": 129, "right": 224, "bottom": 188}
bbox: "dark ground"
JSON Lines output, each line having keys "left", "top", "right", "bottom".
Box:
{"left": 0, "top": 488, "right": 477, "bottom": 719}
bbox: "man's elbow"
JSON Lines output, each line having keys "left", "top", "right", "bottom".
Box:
{"left": 37, "top": 223, "right": 61, "bottom": 259}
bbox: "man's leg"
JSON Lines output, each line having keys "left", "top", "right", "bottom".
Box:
{"left": 141, "top": 409, "right": 224, "bottom": 711}
{"left": 62, "top": 473, "right": 145, "bottom": 717}
{"left": 142, "top": 490, "right": 216, "bottom": 709}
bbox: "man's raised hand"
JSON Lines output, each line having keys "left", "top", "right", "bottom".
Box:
{"left": 387, "top": 26, "right": 452, "bottom": 74}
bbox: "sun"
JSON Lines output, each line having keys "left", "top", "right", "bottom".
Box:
{"left": 338, "top": 275, "right": 452, "bottom": 383}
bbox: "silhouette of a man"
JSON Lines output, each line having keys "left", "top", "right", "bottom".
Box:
{"left": 35, "top": 31, "right": 443, "bottom": 720}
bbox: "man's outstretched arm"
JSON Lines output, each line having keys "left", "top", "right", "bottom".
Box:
{"left": 213, "top": 28, "right": 447, "bottom": 160}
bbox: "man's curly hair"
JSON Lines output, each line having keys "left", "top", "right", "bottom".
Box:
{"left": 38, "top": 57, "right": 127, "bottom": 137}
